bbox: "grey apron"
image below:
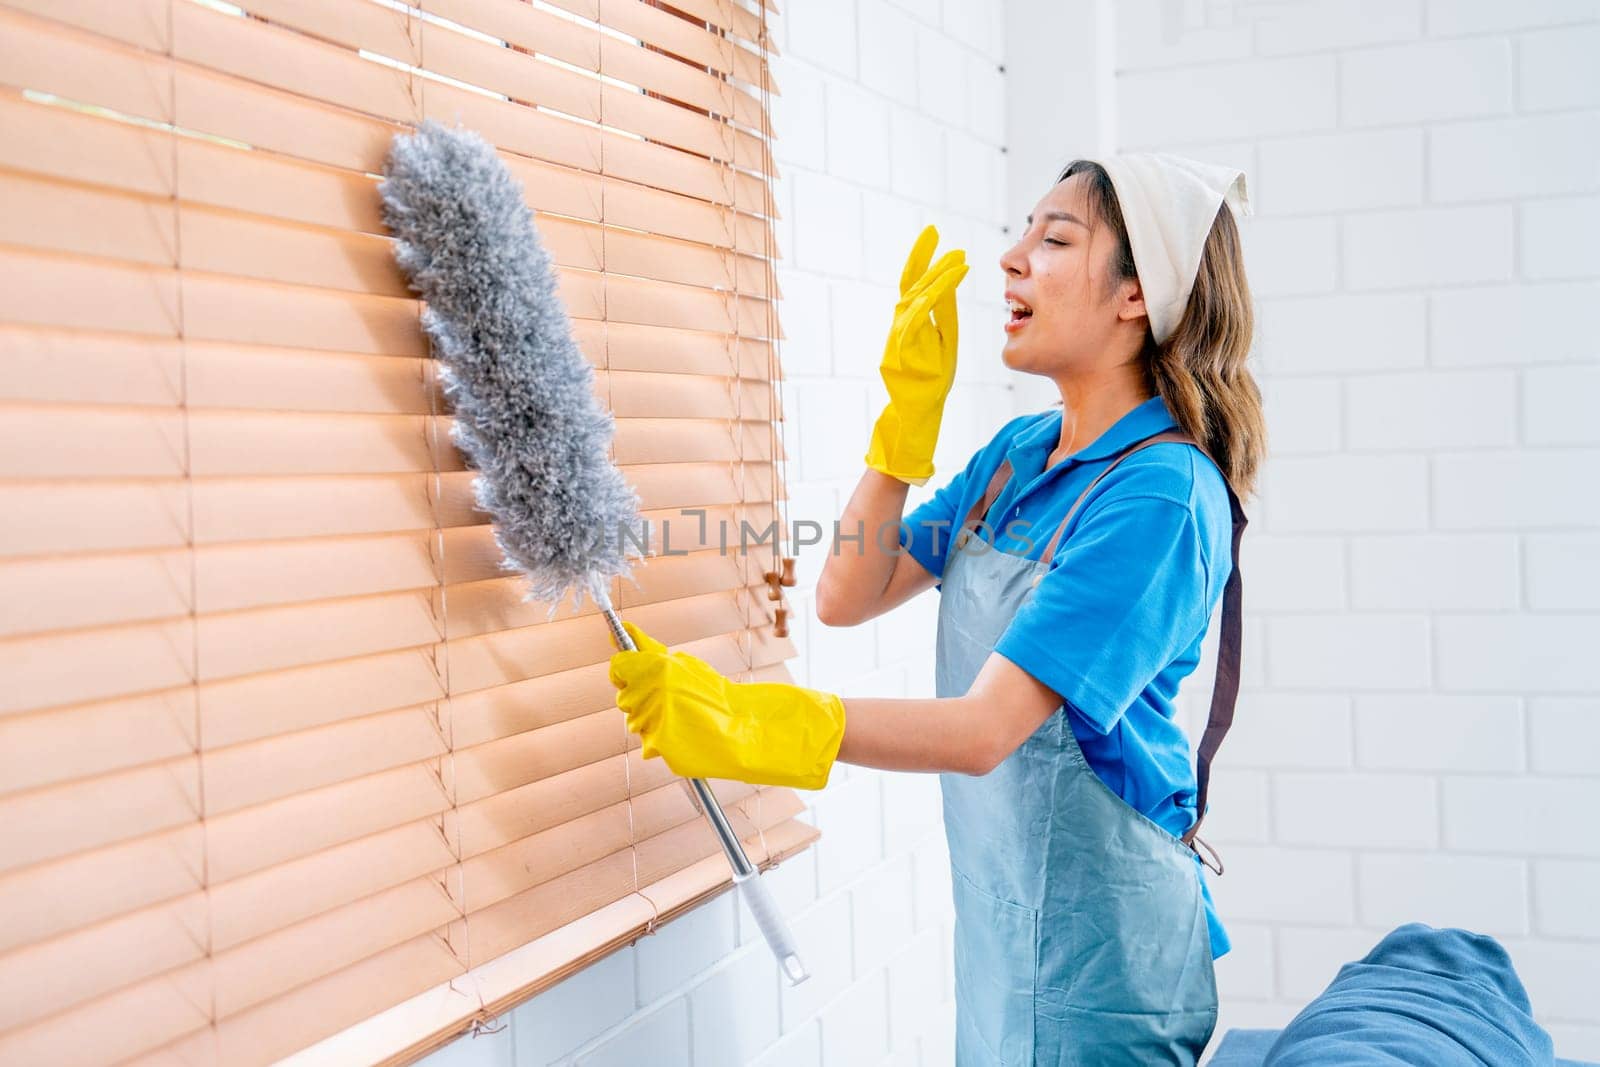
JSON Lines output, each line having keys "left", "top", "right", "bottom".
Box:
{"left": 934, "top": 429, "right": 1246, "bottom": 1065}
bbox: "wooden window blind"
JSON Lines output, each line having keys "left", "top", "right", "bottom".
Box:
{"left": 0, "top": 0, "right": 814, "bottom": 1062}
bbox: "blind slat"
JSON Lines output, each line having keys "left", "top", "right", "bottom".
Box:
{"left": 597, "top": 32, "right": 770, "bottom": 134}
{"left": 0, "top": 826, "right": 202, "bottom": 954}
{"left": 222, "top": 0, "right": 423, "bottom": 65}
{"left": 589, "top": 321, "right": 778, "bottom": 378}
{"left": 173, "top": 1, "right": 422, "bottom": 131}
{"left": 0, "top": 171, "right": 175, "bottom": 267}
{"left": 1, "top": 0, "right": 804, "bottom": 1055}
{"left": 0, "top": 408, "right": 779, "bottom": 480}
{"left": 0, "top": 92, "right": 173, "bottom": 197}
{"left": 0, "top": 691, "right": 193, "bottom": 800}
{"left": 0, "top": 509, "right": 782, "bottom": 644}
{"left": 413, "top": 15, "right": 598, "bottom": 121}
{"left": 1, "top": 566, "right": 780, "bottom": 710}
{"left": 0, "top": 175, "right": 776, "bottom": 300}
{"left": 664, "top": 0, "right": 768, "bottom": 52}
{"left": 0, "top": 0, "right": 168, "bottom": 51}
{"left": 0, "top": 890, "right": 208, "bottom": 1033}
{"left": 602, "top": 177, "right": 783, "bottom": 260}
{"left": 0, "top": 247, "right": 779, "bottom": 351}
{"left": 0, "top": 329, "right": 778, "bottom": 415}
{"left": 0, "top": 465, "right": 781, "bottom": 560}
{"left": 0, "top": 7, "right": 172, "bottom": 123}
{"left": 0, "top": 248, "right": 180, "bottom": 338}
{"left": 421, "top": 0, "right": 774, "bottom": 128}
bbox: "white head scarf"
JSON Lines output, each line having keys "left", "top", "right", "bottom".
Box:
{"left": 1088, "top": 152, "right": 1252, "bottom": 345}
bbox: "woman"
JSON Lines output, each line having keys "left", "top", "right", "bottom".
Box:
{"left": 609, "top": 152, "right": 1264, "bottom": 1064}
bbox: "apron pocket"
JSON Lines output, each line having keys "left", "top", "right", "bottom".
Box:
{"left": 951, "top": 866, "right": 1038, "bottom": 1066}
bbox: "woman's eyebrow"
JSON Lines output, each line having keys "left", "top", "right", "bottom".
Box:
{"left": 1025, "top": 210, "right": 1089, "bottom": 228}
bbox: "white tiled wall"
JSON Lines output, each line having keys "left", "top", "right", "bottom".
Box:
{"left": 421, "top": 0, "right": 1007, "bottom": 1063}
{"left": 1102, "top": 0, "right": 1600, "bottom": 1058}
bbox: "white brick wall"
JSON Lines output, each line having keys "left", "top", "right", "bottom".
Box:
{"left": 1108, "top": 1, "right": 1600, "bottom": 1058}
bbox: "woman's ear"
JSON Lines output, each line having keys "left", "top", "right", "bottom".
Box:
{"left": 1116, "top": 277, "right": 1148, "bottom": 324}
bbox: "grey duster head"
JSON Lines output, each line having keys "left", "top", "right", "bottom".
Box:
{"left": 378, "top": 119, "right": 644, "bottom": 613}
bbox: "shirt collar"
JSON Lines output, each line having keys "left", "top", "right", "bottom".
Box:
{"left": 1006, "top": 394, "right": 1180, "bottom": 477}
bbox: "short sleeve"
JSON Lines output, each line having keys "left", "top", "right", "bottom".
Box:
{"left": 993, "top": 494, "right": 1214, "bottom": 734}
{"left": 896, "top": 413, "right": 1042, "bottom": 585}
{"left": 899, "top": 466, "right": 968, "bottom": 584}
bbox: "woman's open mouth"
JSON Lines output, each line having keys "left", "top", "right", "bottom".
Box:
{"left": 1005, "top": 297, "right": 1033, "bottom": 333}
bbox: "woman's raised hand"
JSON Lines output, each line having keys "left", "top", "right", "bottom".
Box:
{"left": 864, "top": 224, "right": 969, "bottom": 486}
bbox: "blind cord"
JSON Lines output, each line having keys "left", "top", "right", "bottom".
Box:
{"left": 755, "top": 0, "right": 779, "bottom": 873}
{"left": 728, "top": 75, "right": 752, "bottom": 683}
{"left": 168, "top": 0, "right": 219, "bottom": 1057}
{"left": 724, "top": 12, "right": 771, "bottom": 869}
{"left": 405, "top": 10, "right": 498, "bottom": 1034}
{"left": 604, "top": 17, "right": 661, "bottom": 945}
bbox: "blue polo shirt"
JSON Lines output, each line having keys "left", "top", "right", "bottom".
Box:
{"left": 899, "top": 394, "right": 1235, "bottom": 958}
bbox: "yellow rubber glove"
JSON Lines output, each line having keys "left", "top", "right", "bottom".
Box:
{"left": 608, "top": 621, "right": 847, "bottom": 791}
{"left": 864, "top": 224, "right": 970, "bottom": 486}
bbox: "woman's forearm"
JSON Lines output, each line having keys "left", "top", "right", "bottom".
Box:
{"left": 834, "top": 694, "right": 989, "bottom": 776}
{"left": 815, "top": 468, "right": 911, "bottom": 626}
{"left": 828, "top": 651, "right": 1065, "bottom": 779}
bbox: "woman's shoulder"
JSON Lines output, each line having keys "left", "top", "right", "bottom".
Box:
{"left": 1105, "top": 439, "right": 1226, "bottom": 500}
{"left": 1089, "top": 441, "right": 1233, "bottom": 551}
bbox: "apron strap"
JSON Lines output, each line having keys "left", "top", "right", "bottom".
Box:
{"left": 958, "top": 459, "right": 1016, "bottom": 541}
{"left": 962, "top": 427, "right": 1248, "bottom": 863}
{"left": 1046, "top": 429, "right": 1247, "bottom": 855}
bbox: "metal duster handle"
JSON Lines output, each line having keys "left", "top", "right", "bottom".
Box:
{"left": 600, "top": 603, "right": 810, "bottom": 985}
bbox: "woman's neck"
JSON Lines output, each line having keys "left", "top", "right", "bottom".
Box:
{"left": 1049, "top": 374, "right": 1154, "bottom": 466}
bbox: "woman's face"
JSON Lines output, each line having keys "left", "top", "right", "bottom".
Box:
{"left": 997, "top": 173, "right": 1147, "bottom": 376}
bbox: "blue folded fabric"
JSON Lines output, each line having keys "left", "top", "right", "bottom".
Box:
{"left": 1262, "top": 923, "right": 1555, "bottom": 1066}
{"left": 1209, "top": 1029, "right": 1286, "bottom": 1065}
{"left": 1212, "top": 1029, "right": 1593, "bottom": 1067}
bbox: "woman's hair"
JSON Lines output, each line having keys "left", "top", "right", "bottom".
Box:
{"left": 1057, "top": 159, "right": 1266, "bottom": 499}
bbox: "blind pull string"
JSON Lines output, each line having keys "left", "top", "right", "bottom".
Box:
{"left": 729, "top": 154, "right": 753, "bottom": 681}
{"left": 403, "top": 14, "right": 494, "bottom": 1032}
{"left": 748, "top": 11, "right": 793, "bottom": 642}
{"left": 765, "top": 1, "right": 793, "bottom": 609}
{"left": 720, "top": 29, "right": 771, "bottom": 866}
{"left": 755, "top": 0, "right": 783, "bottom": 866}
{"left": 598, "top": 30, "right": 660, "bottom": 944}
{"left": 168, "top": 1, "right": 217, "bottom": 1056}
{"left": 728, "top": 8, "right": 769, "bottom": 872}
{"left": 710, "top": 12, "right": 774, "bottom": 872}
